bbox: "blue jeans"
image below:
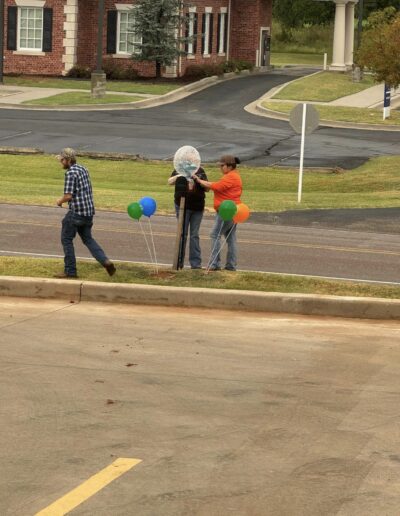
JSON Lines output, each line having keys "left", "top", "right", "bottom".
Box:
{"left": 61, "top": 211, "right": 108, "bottom": 276}
{"left": 175, "top": 204, "right": 204, "bottom": 268}
{"left": 209, "top": 214, "right": 237, "bottom": 270}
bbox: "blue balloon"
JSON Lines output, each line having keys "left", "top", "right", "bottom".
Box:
{"left": 139, "top": 197, "right": 157, "bottom": 217}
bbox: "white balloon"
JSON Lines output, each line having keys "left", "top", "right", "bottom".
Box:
{"left": 173, "top": 145, "right": 201, "bottom": 179}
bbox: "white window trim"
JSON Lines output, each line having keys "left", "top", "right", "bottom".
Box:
{"left": 17, "top": 6, "right": 44, "bottom": 53}
{"left": 116, "top": 7, "right": 142, "bottom": 56}
{"left": 115, "top": 3, "right": 133, "bottom": 11}
{"left": 15, "top": 0, "right": 45, "bottom": 6}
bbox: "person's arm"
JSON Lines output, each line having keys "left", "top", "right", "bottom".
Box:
{"left": 193, "top": 174, "right": 212, "bottom": 190}
{"left": 168, "top": 170, "right": 178, "bottom": 186}
{"left": 57, "top": 193, "right": 72, "bottom": 206}
{"left": 168, "top": 175, "right": 178, "bottom": 185}
{"left": 57, "top": 170, "right": 74, "bottom": 206}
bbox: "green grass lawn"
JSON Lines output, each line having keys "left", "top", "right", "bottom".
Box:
{"left": 23, "top": 92, "right": 143, "bottom": 106}
{"left": 1, "top": 154, "right": 400, "bottom": 213}
{"left": 4, "top": 76, "right": 181, "bottom": 95}
{"left": 271, "top": 52, "right": 328, "bottom": 66}
{"left": 1, "top": 256, "right": 400, "bottom": 299}
{"left": 273, "top": 71, "right": 375, "bottom": 102}
{"left": 263, "top": 100, "right": 400, "bottom": 126}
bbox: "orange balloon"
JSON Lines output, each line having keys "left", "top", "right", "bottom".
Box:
{"left": 233, "top": 203, "right": 250, "bottom": 223}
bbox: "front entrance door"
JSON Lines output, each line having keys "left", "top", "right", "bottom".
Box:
{"left": 261, "top": 29, "right": 271, "bottom": 66}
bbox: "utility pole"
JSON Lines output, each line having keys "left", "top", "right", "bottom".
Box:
{"left": 0, "top": 0, "right": 4, "bottom": 84}
{"left": 357, "top": 0, "right": 364, "bottom": 50}
{"left": 353, "top": 0, "right": 364, "bottom": 82}
{"left": 91, "top": 0, "right": 106, "bottom": 98}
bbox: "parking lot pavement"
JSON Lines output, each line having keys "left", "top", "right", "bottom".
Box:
{"left": 2, "top": 298, "right": 400, "bottom": 515}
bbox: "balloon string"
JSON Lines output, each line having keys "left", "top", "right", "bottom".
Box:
{"left": 206, "top": 223, "right": 225, "bottom": 273}
{"left": 206, "top": 223, "right": 237, "bottom": 274}
{"left": 139, "top": 219, "right": 155, "bottom": 271}
{"left": 148, "top": 217, "right": 159, "bottom": 275}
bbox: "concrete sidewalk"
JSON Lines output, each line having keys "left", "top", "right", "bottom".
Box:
{"left": 330, "top": 83, "right": 400, "bottom": 109}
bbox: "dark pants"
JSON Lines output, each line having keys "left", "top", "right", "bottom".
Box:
{"left": 61, "top": 211, "right": 108, "bottom": 276}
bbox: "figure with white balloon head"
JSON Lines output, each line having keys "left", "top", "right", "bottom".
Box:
{"left": 194, "top": 155, "right": 243, "bottom": 271}
{"left": 169, "top": 146, "right": 209, "bottom": 269}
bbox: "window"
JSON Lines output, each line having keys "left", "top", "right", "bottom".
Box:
{"left": 117, "top": 10, "right": 142, "bottom": 54}
{"left": 18, "top": 7, "right": 43, "bottom": 50}
{"left": 7, "top": 4, "right": 52, "bottom": 53}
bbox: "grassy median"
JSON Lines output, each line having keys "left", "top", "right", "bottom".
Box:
{"left": 1, "top": 154, "right": 400, "bottom": 213}
{"left": 263, "top": 101, "right": 400, "bottom": 126}
{"left": 273, "top": 71, "right": 375, "bottom": 102}
{"left": 1, "top": 256, "right": 400, "bottom": 299}
{"left": 24, "top": 92, "right": 144, "bottom": 106}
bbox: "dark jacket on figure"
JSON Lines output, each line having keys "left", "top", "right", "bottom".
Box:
{"left": 171, "top": 168, "right": 208, "bottom": 211}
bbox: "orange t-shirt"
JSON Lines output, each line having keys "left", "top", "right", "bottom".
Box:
{"left": 210, "top": 171, "right": 242, "bottom": 211}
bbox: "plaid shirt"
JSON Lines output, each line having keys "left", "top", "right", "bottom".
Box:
{"left": 64, "top": 163, "right": 95, "bottom": 216}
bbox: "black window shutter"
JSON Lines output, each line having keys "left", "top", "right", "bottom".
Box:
{"left": 208, "top": 14, "right": 213, "bottom": 54}
{"left": 224, "top": 13, "right": 228, "bottom": 53}
{"left": 42, "top": 8, "right": 53, "bottom": 52}
{"left": 106, "top": 10, "right": 117, "bottom": 54}
{"left": 193, "top": 13, "right": 198, "bottom": 55}
{"left": 217, "top": 14, "right": 221, "bottom": 54}
{"left": 7, "top": 6, "right": 17, "bottom": 51}
{"left": 201, "top": 14, "right": 206, "bottom": 54}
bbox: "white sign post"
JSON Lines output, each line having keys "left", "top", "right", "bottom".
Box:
{"left": 298, "top": 103, "right": 307, "bottom": 203}
{"left": 289, "top": 103, "right": 320, "bottom": 203}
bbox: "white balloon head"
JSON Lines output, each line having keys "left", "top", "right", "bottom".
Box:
{"left": 173, "top": 145, "right": 201, "bottom": 179}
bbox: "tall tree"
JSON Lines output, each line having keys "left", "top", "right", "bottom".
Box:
{"left": 131, "top": 0, "right": 189, "bottom": 78}
{"left": 273, "top": 0, "right": 335, "bottom": 29}
{"left": 356, "top": 8, "right": 400, "bottom": 87}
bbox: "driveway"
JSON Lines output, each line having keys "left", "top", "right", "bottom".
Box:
{"left": 2, "top": 298, "right": 400, "bottom": 515}
{"left": 0, "top": 69, "right": 398, "bottom": 168}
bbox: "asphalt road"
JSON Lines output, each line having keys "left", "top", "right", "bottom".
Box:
{"left": 2, "top": 298, "right": 400, "bottom": 515}
{"left": 0, "top": 69, "right": 399, "bottom": 168}
{"left": 1, "top": 204, "right": 400, "bottom": 284}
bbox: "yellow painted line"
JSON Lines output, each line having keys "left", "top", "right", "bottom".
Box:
{"left": 2, "top": 219, "right": 400, "bottom": 257}
{"left": 35, "top": 458, "right": 141, "bottom": 516}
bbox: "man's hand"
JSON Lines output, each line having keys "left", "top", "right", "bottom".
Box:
{"left": 57, "top": 198, "right": 64, "bottom": 207}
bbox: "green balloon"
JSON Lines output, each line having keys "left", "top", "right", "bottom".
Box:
{"left": 127, "top": 202, "right": 143, "bottom": 220}
{"left": 219, "top": 200, "right": 238, "bottom": 221}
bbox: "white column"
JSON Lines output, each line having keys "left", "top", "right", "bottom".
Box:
{"left": 62, "top": 0, "right": 79, "bottom": 75}
{"left": 345, "top": 1, "right": 358, "bottom": 68}
{"left": 330, "top": 0, "right": 348, "bottom": 71}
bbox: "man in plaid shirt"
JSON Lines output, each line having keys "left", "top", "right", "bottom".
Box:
{"left": 56, "top": 148, "right": 116, "bottom": 278}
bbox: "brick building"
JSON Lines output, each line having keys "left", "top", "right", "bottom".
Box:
{"left": 4, "top": 0, "right": 272, "bottom": 77}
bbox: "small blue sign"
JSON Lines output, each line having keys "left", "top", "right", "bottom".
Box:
{"left": 384, "top": 84, "right": 391, "bottom": 108}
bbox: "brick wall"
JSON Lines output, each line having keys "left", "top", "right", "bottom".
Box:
{"left": 4, "top": 0, "right": 65, "bottom": 76}
{"left": 3, "top": 0, "right": 272, "bottom": 78}
{"left": 230, "top": 0, "right": 272, "bottom": 64}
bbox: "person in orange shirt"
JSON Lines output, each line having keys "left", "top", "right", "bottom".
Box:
{"left": 194, "top": 155, "right": 242, "bottom": 271}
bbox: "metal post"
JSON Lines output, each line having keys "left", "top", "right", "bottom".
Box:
{"left": 297, "top": 103, "right": 307, "bottom": 204}
{"left": 0, "top": 0, "right": 4, "bottom": 84}
{"left": 91, "top": 0, "right": 106, "bottom": 98}
{"left": 96, "top": 0, "right": 105, "bottom": 73}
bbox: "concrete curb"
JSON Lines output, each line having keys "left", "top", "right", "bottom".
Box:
{"left": 1, "top": 276, "right": 399, "bottom": 320}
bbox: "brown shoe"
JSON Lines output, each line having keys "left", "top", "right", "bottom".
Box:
{"left": 104, "top": 261, "right": 116, "bottom": 276}
{"left": 54, "top": 272, "right": 78, "bottom": 279}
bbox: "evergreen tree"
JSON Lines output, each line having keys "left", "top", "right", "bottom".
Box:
{"left": 131, "top": 0, "right": 189, "bottom": 78}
